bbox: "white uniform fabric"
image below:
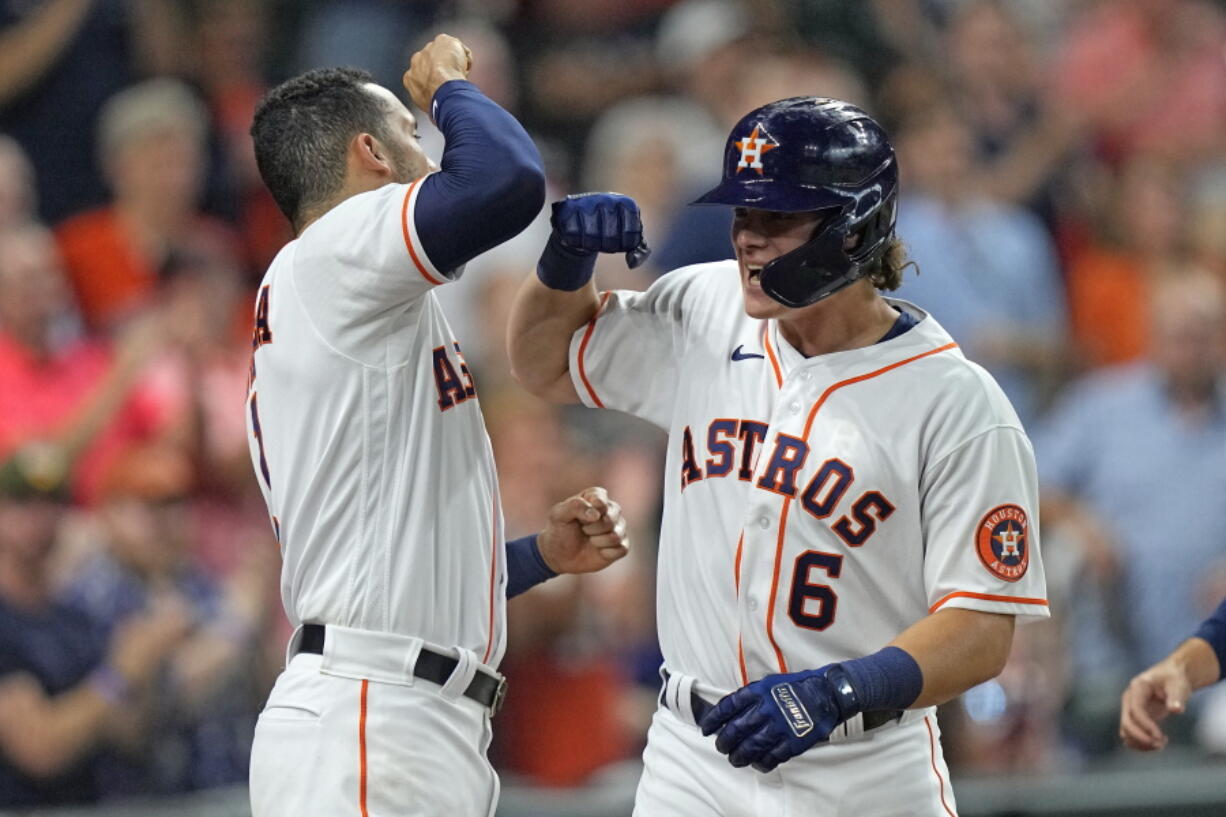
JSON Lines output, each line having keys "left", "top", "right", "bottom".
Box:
{"left": 246, "top": 180, "right": 505, "bottom": 816}
{"left": 250, "top": 648, "right": 497, "bottom": 817}
{"left": 636, "top": 706, "right": 958, "bottom": 817}
{"left": 568, "top": 261, "right": 1048, "bottom": 815}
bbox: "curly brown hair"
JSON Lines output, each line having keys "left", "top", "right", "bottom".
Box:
{"left": 867, "top": 236, "right": 913, "bottom": 291}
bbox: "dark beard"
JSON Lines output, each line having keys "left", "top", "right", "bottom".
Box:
{"left": 385, "top": 141, "right": 420, "bottom": 184}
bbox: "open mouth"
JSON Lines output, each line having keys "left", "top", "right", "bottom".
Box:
{"left": 746, "top": 265, "right": 763, "bottom": 285}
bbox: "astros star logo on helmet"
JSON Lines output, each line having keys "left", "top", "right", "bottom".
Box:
{"left": 735, "top": 124, "right": 778, "bottom": 175}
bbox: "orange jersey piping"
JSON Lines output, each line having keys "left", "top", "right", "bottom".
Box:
{"left": 762, "top": 342, "right": 959, "bottom": 672}
{"left": 359, "top": 679, "right": 370, "bottom": 817}
{"left": 576, "top": 291, "right": 611, "bottom": 408}
{"left": 401, "top": 179, "right": 445, "bottom": 286}
{"left": 925, "top": 715, "right": 958, "bottom": 816}
{"left": 929, "top": 590, "right": 1049, "bottom": 615}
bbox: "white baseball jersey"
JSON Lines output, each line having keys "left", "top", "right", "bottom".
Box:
{"left": 246, "top": 179, "right": 506, "bottom": 666}
{"left": 569, "top": 261, "right": 1048, "bottom": 694}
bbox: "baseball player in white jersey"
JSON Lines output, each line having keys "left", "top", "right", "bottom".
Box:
{"left": 244, "top": 36, "right": 631, "bottom": 817}
{"left": 508, "top": 97, "right": 1049, "bottom": 816}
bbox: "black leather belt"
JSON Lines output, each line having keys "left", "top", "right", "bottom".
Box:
{"left": 297, "top": 624, "right": 507, "bottom": 714}
{"left": 661, "top": 670, "right": 901, "bottom": 731}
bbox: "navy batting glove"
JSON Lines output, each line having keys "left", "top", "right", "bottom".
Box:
{"left": 536, "top": 193, "right": 651, "bottom": 290}
{"left": 699, "top": 664, "right": 861, "bottom": 773}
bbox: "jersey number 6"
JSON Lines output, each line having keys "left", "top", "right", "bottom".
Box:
{"left": 788, "top": 550, "right": 842, "bottom": 631}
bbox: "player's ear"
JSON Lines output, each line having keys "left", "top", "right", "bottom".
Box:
{"left": 351, "top": 132, "right": 392, "bottom": 176}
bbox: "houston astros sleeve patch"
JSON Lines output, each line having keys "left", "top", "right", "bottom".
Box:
{"left": 976, "top": 504, "right": 1030, "bottom": 582}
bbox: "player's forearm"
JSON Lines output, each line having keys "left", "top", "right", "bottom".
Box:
{"left": 889, "top": 608, "right": 1015, "bottom": 708}
{"left": 508, "top": 274, "right": 598, "bottom": 402}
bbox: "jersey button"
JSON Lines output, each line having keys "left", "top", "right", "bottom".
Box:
{"left": 788, "top": 401, "right": 802, "bottom": 415}
{"left": 757, "top": 516, "right": 770, "bottom": 530}
{"left": 747, "top": 597, "right": 759, "bottom": 611}
{"left": 799, "top": 370, "right": 813, "bottom": 382}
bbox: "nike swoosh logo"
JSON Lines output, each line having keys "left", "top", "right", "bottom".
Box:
{"left": 731, "top": 344, "right": 765, "bottom": 361}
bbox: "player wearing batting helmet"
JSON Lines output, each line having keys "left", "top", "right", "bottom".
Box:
{"left": 509, "top": 96, "right": 1049, "bottom": 816}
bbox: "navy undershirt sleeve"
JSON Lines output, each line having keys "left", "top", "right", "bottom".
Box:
{"left": 505, "top": 535, "right": 558, "bottom": 599}
{"left": 1193, "top": 597, "right": 1226, "bottom": 682}
{"left": 414, "top": 80, "right": 546, "bottom": 274}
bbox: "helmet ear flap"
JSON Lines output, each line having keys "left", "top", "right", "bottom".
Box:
{"left": 758, "top": 214, "right": 856, "bottom": 308}
{"left": 758, "top": 187, "right": 898, "bottom": 309}
{"left": 850, "top": 195, "right": 897, "bottom": 266}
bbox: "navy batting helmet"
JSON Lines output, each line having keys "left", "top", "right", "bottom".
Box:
{"left": 694, "top": 97, "right": 899, "bottom": 308}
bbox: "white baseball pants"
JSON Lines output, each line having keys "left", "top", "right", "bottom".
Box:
{"left": 250, "top": 628, "right": 499, "bottom": 817}
{"left": 634, "top": 692, "right": 958, "bottom": 816}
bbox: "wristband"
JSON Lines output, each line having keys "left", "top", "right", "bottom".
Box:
{"left": 506, "top": 534, "right": 558, "bottom": 598}
{"left": 536, "top": 232, "right": 597, "bottom": 291}
{"left": 836, "top": 646, "right": 923, "bottom": 712}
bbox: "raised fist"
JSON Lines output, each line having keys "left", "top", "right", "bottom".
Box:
{"left": 404, "top": 34, "right": 472, "bottom": 116}
{"left": 550, "top": 193, "right": 651, "bottom": 268}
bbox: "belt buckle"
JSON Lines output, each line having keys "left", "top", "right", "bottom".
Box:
{"left": 490, "top": 676, "right": 508, "bottom": 716}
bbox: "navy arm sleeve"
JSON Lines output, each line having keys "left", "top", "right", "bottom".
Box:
{"left": 505, "top": 535, "right": 558, "bottom": 599}
{"left": 415, "top": 80, "right": 546, "bottom": 273}
{"left": 1193, "top": 597, "right": 1226, "bottom": 683}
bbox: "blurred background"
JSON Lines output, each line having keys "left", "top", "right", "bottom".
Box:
{"left": 0, "top": 0, "right": 1223, "bottom": 815}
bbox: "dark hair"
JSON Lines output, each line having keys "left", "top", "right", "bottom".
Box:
{"left": 869, "top": 236, "right": 913, "bottom": 291}
{"left": 251, "top": 67, "right": 395, "bottom": 231}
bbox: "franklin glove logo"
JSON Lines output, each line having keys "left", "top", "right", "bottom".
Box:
{"left": 770, "top": 682, "right": 814, "bottom": 737}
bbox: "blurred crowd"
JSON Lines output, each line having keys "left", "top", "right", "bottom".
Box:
{"left": 0, "top": 0, "right": 1223, "bottom": 808}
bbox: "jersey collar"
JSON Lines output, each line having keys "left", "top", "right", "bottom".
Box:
{"left": 767, "top": 299, "right": 954, "bottom": 378}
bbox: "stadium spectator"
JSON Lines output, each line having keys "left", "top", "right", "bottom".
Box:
{"left": 188, "top": 0, "right": 289, "bottom": 274}
{"left": 0, "top": 134, "right": 35, "bottom": 227}
{"left": 1053, "top": 0, "right": 1226, "bottom": 166}
{"left": 1037, "top": 270, "right": 1226, "bottom": 752}
{"left": 0, "top": 476, "right": 188, "bottom": 807}
{"left": 55, "top": 78, "right": 242, "bottom": 334}
{"left": 62, "top": 471, "right": 274, "bottom": 795}
{"left": 0, "top": 222, "right": 166, "bottom": 505}
{"left": 1065, "top": 155, "right": 1192, "bottom": 368}
{"left": 0, "top": 0, "right": 187, "bottom": 223}
{"left": 893, "top": 104, "right": 1067, "bottom": 424}
{"left": 131, "top": 254, "right": 280, "bottom": 583}
{"left": 942, "top": 0, "right": 1083, "bottom": 219}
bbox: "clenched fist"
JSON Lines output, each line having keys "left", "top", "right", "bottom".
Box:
{"left": 404, "top": 33, "right": 473, "bottom": 118}
{"left": 537, "top": 486, "right": 629, "bottom": 575}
